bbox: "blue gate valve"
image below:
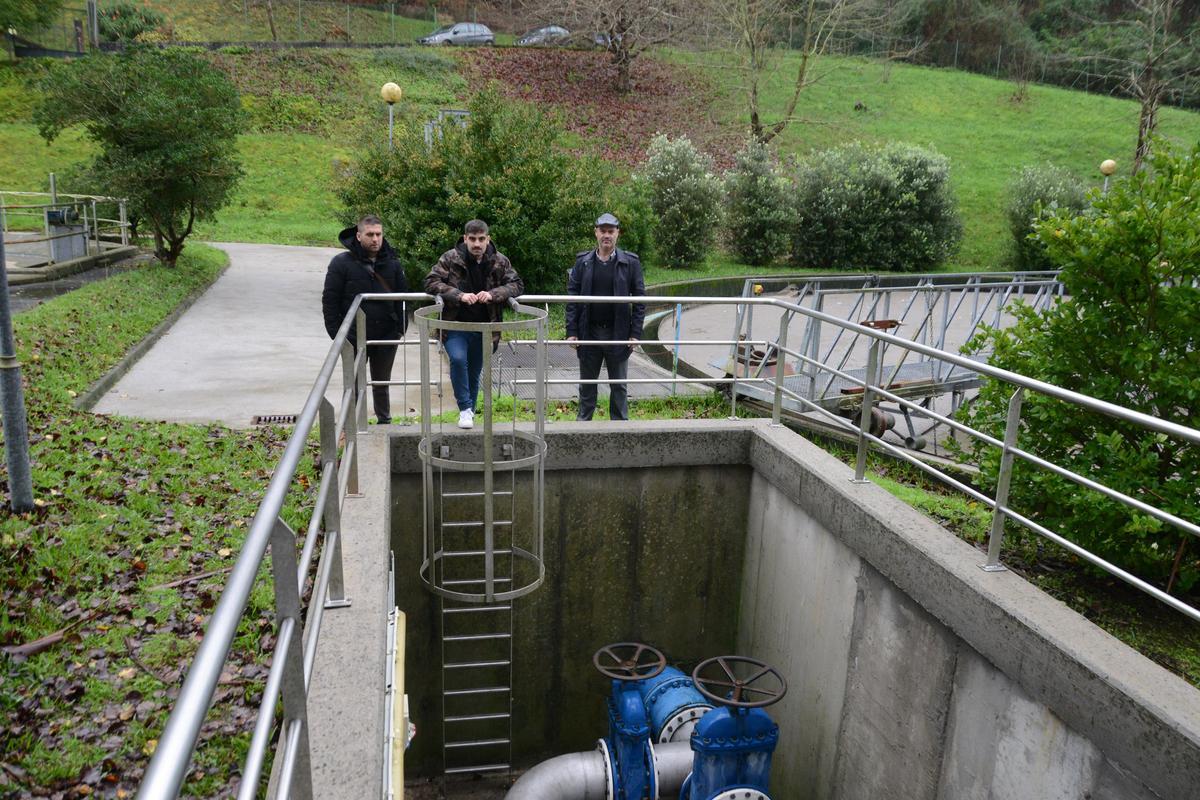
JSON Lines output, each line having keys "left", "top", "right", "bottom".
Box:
{"left": 594, "top": 642, "right": 668, "bottom": 800}
{"left": 681, "top": 655, "right": 788, "bottom": 800}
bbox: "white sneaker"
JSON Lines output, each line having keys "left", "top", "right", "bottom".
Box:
{"left": 457, "top": 409, "right": 475, "bottom": 429}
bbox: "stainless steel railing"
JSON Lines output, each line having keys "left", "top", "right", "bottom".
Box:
{"left": 1, "top": 190, "right": 131, "bottom": 260}
{"left": 137, "top": 294, "right": 400, "bottom": 799}
{"left": 139, "top": 284, "right": 1198, "bottom": 800}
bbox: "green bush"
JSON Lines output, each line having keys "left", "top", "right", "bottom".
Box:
{"left": 640, "top": 134, "right": 723, "bottom": 269}
{"left": 958, "top": 142, "right": 1200, "bottom": 592}
{"left": 1004, "top": 163, "right": 1090, "bottom": 270}
{"left": 789, "top": 142, "right": 962, "bottom": 272}
{"left": 336, "top": 86, "right": 620, "bottom": 295}
{"left": 97, "top": 2, "right": 165, "bottom": 42}
{"left": 723, "top": 139, "right": 790, "bottom": 266}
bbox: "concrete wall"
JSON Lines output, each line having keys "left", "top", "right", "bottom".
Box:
{"left": 742, "top": 424, "right": 1200, "bottom": 800}
{"left": 378, "top": 421, "right": 1200, "bottom": 798}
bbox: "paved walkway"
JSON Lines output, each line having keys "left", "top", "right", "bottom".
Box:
{"left": 93, "top": 242, "right": 452, "bottom": 428}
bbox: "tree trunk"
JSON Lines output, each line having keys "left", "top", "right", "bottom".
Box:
{"left": 614, "top": 47, "right": 632, "bottom": 93}
{"left": 1133, "top": 83, "right": 1160, "bottom": 174}
{"left": 264, "top": 0, "right": 279, "bottom": 42}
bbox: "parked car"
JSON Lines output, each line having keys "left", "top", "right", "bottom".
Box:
{"left": 418, "top": 22, "right": 495, "bottom": 46}
{"left": 516, "top": 25, "right": 570, "bottom": 46}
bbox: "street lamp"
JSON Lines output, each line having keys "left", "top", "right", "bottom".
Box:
{"left": 381, "top": 82, "right": 403, "bottom": 151}
{"left": 1099, "top": 158, "right": 1117, "bottom": 194}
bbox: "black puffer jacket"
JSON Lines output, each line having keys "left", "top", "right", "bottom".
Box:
{"left": 322, "top": 226, "right": 409, "bottom": 344}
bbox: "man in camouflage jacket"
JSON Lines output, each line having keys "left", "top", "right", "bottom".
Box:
{"left": 424, "top": 219, "right": 523, "bottom": 429}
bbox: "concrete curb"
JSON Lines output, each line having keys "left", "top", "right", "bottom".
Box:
{"left": 74, "top": 257, "right": 232, "bottom": 413}
{"left": 7, "top": 245, "right": 140, "bottom": 285}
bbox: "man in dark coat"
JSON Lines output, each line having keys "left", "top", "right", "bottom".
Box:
{"left": 322, "top": 214, "right": 408, "bottom": 424}
{"left": 566, "top": 212, "right": 646, "bottom": 421}
{"left": 424, "top": 219, "right": 524, "bottom": 430}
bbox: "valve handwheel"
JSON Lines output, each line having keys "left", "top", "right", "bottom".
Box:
{"left": 691, "top": 656, "right": 787, "bottom": 708}
{"left": 593, "top": 642, "right": 667, "bottom": 682}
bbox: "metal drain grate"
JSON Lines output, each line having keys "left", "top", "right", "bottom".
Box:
{"left": 250, "top": 414, "right": 298, "bottom": 426}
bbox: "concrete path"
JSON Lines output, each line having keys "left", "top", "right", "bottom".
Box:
{"left": 93, "top": 242, "right": 450, "bottom": 428}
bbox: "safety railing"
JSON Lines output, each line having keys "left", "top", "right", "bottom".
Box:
{"left": 1, "top": 189, "right": 131, "bottom": 262}
{"left": 484, "top": 293, "right": 1198, "bottom": 626}
{"left": 137, "top": 294, "right": 430, "bottom": 800}
{"left": 139, "top": 285, "right": 1197, "bottom": 799}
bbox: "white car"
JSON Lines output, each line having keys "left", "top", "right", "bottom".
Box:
{"left": 418, "top": 22, "right": 495, "bottom": 46}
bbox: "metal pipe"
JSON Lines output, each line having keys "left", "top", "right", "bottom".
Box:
{"left": 505, "top": 742, "right": 694, "bottom": 800}
{"left": 0, "top": 237, "right": 33, "bottom": 512}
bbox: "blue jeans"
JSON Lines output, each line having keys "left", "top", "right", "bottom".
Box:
{"left": 444, "top": 330, "right": 483, "bottom": 411}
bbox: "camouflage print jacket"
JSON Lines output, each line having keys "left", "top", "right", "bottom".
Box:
{"left": 424, "top": 240, "right": 524, "bottom": 344}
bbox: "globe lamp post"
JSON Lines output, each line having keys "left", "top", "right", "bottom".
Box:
{"left": 381, "top": 82, "right": 403, "bottom": 150}
{"left": 1100, "top": 158, "right": 1117, "bottom": 194}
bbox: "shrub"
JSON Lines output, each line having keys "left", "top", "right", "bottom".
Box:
{"left": 1004, "top": 163, "right": 1090, "bottom": 270}
{"left": 97, "top": 2, "right": 165, "bottom": 42}
{"left": 640, "top": 134, "right": 723, "bottom": 269}
{"left": 336, "top": 86, "right": 619, "bottom": 295}
{"left": 723, "top": 139, "right": 790, "bottom": 266}
{"left": 958, "top": 142, "right": 1200, "bottom": 592}
{"left": 790, "top": 142, "right": 962, "bottom": 272}
{"left": 34, "top": 48, "right": 244, "bottom": 266}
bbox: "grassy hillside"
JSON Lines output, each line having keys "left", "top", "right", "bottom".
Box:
{"left": 672, "top": 50, "right": 1200, "bottom": 270}
{"left": 2, "top": 45, "right": 1198, "bottom": 269}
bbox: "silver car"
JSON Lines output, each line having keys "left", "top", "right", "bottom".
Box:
{"left": 418, "top": 22, "right": 495, "bottom": 46}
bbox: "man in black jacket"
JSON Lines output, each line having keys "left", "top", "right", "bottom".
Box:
{"left": 322, "top": 215, "right": 408, "bottom": 424}
{"left": 566, "top": 213, "right": 646, "bottom": 421}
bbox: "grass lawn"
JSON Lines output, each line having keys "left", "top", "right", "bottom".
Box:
{"left": 0, "top": 246, "right": 315, "bottom": 797}
{"left": 669, "top": 49, "right": 1200, "bottom": 271}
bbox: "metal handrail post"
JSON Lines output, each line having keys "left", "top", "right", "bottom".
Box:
{"left": 119, "top": 200, "right": 128, "bottom": 246}
{"left": 91, "top": 199, "right": 99, "bottom": 252}
{"left": 340, "top": 341, "right": 360, "bottom": 496}
{"left": 535, "top": 310, "right": 546, "bottom": 439}
{"left": 772, "top": 311, "right": 789, "bottom": 425}
{"left": 418, "top": 309, "right": 433, "bottom": 577}
{"left": 807, "top": 293, "right": 824, "bottom": 401}
{"left": 671, "top": 303, "right": 682, "bottom": 396}
{"left": 355, "top": 310, "right": 369, "bottom": 432}
{"left": 318, "top": 398, "right": 349, "bottom": 607}
{"left": 853, "top": 338, "right": 882, "bottom": 483}
{"left": 269, "top": 517, "right": 314, "bottom": 800}
{"left": 982, "top": 388, "right": 1025, "bottom": 572}
{"left": 483, "top": 321, "right": 496, "bottom": 603}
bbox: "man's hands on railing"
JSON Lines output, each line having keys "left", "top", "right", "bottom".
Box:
{"left": 460, "top": 290, "right": 492, "bottom": 305}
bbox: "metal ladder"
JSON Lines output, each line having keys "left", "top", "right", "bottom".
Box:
{"left": 414, "top": 300, "right": 549, "bottom": 781}
{"left": 437, "top": 470, "right": 515, "bottom": 776}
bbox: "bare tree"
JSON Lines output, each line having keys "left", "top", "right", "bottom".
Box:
{"left": 521, "top": 0, "right": 690, "bottom": 92}
{"left": 713, "top": 0, "right": 910, "bottom": 143}
{"left": 1062, "top": 0, "right": 1199, "bottom": 172}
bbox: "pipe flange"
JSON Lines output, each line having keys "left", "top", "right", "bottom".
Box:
{"left": 710, "top": 791, "right": 770, "bottom": 800}
{"left": 596, "top": 739, "right": 615, "bottom": 800}
{"left": 647, "top": 741, "right": 660, "bottom": 800}
{"left": 657, "top": 704, "right": 712, "bottom": 743}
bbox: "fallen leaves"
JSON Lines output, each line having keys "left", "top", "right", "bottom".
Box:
{"left": 461, "top": 49, "right": 737, "bottom": 167}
